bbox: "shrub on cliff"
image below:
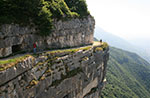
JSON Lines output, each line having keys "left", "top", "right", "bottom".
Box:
{"left": 64, "top": 0, "right": 90, "bottom": 17}
{"left": 0, "top": 0, "right": 89, "bottom": 35}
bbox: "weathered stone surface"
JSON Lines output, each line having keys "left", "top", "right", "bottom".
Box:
{"left": 0, "top": 16, "right": 95, "bottom": 57}
{"left": 0, "top": 46, "right": 109, "bottom": 98}
{"left": 0, "top": 14, "right": 109, "bottom": 97}
{"left": 0, "top": 47, "right": 12, "bottom": 57}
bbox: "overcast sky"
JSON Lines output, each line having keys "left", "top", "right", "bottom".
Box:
{"left": 86, "top": 0, "right": 150, "bottom": 40}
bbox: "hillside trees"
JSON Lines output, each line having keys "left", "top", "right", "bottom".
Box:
{"left": 64, "top": 0, "right": 89, "bottom": 17}
{"left": 0, "top": 0, "right": 89, "bottom": 35}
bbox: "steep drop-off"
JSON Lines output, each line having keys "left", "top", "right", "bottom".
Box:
{"left": 0, "top": 46, "right": 109, "bottom": 98}
{"left": 0, "top": 1, "right": 110, "bottom": 98}
{"left": 101, "top": 47, "right": 150, "bottom": 98}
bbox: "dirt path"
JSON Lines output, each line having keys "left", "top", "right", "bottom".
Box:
{"left": 0, "top": 42, "right": 101, "bottom": 61}
{"left": 93, "top": 41, "right": 101, "bottom": 46}
{"left": 0, "top": 42, "right": 100, "bottom": 61}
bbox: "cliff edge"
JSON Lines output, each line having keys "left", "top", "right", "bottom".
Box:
{"left": 0, "top": 45, "right": 109, "bottom": 98}
{"left": 0, "top": 0, "right": 109, "bottom": 98}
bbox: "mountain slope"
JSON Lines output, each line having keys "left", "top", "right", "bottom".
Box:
{"left": 101, "top": 47, "right": 150, "bottom": 98}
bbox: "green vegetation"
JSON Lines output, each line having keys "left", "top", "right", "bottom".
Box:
{"left": 26, "top": 79, "right": 39, "bottom": 89}
{"left": 46, "top": 46, "right": 92, "bottom": 55}
{"left": 0, "top": 0, "right": 89, "bottom": 35}
{"left": 94, "top": 42, "right": 108, "bottom": 52}
{"left": 93, "top": 41, "right": 109, "bottom": 49}
{"left": 101, "top": 47, "right": 150, "bottom": 98}
{"left": 64, "top": 0, "right": 89, "bottom": 18}
{"left": 94, "top": 47, "right": 103, "bottom": 52}
{"left": 0, "top": 46, "right": 91, "bottom": 71}
{"left": 101, "top": 42, "right": 109, "bottom": 50}
{"left": 0, "top": 55, "right": 31, "bottom": 71}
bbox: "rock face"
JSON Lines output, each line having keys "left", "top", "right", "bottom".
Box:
{"left": 0, "top": 16, "right": 95, "bottom": 57}
{"left": 0, "top": 46, "right": 109, "bottom": 98}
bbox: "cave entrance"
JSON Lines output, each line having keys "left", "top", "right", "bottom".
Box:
{"left": 12, "top": 44, "right": 22, "bottom": 54}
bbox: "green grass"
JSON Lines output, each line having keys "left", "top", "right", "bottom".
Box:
{"left": 46, "top": 46, "right": 92, "bottom": 55}
{"left": 0, "top": 46, "right": 92, "bottom": 71}
{"left": 0, "top": 55, "right": 32, "bottom": 71}
{"left": 0, "top": 59, "right": 17, "bottom": 65}
{"left": 0, "top": 55, "right": 30, "bottom": 65}
{"left": 93, "top": 42, "right": 109, "bottom": 52}
{"left": 101, "top": 42, "right": 109, "bottom": 50}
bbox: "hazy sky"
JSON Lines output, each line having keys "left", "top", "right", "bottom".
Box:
{"left": 86, "top": 0, "right": 150, "bottom": 40}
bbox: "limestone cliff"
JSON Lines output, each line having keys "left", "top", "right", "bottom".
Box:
{"left": 0, "top": 16, "right": 94, "bottom": 57}
{"left": 0, "top": 0, "right": 110, "bottom": 98}
{"left": 0, "top": 45, "right": 109, "bottom": 98}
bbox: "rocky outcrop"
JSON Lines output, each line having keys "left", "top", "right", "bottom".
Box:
{"left": 0, "top": 16, "right": 95, "bottom": 57}
{"left": 0, "top": 46, "right": 109, "bottom": 98}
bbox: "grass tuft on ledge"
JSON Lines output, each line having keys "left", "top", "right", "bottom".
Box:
{"left": 94, "top": 41, "right": 109, "bottom": 52}
{"left": 0, "top": 55, "right": 32, "bottom": 71}
{"left": 46, "top": 46, "right": 92, "bottom": 55}
{"left": 101, "top": 42, "right": 109, "bottom": 50}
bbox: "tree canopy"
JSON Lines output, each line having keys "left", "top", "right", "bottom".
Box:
{"left": 0, "top": 0, "right": 90, "bottom": 35}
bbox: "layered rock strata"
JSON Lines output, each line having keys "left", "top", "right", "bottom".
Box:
{"left": 0, "top": 46, "right": 109, "bottom": 98}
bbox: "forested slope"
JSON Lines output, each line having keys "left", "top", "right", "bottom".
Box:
{"left": 101, "top": 47, "right": 150, "bottom": 98}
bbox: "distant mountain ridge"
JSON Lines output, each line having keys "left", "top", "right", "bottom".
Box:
{"left": 94, "top": 25, "right": 150, "bottom": 63}
{"left": 94, "top": 26, "right": 138, "bottom": 52}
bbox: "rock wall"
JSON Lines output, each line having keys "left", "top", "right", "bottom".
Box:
{"left": 0, "top": 16, "right": 95, "bottom": 57}
{"left": 0, "top": 46, "right": 109, "bottom": 98}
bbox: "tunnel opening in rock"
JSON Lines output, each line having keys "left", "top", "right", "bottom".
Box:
{"left": 12, "top": 44, "right": 22, "bottom": 54}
